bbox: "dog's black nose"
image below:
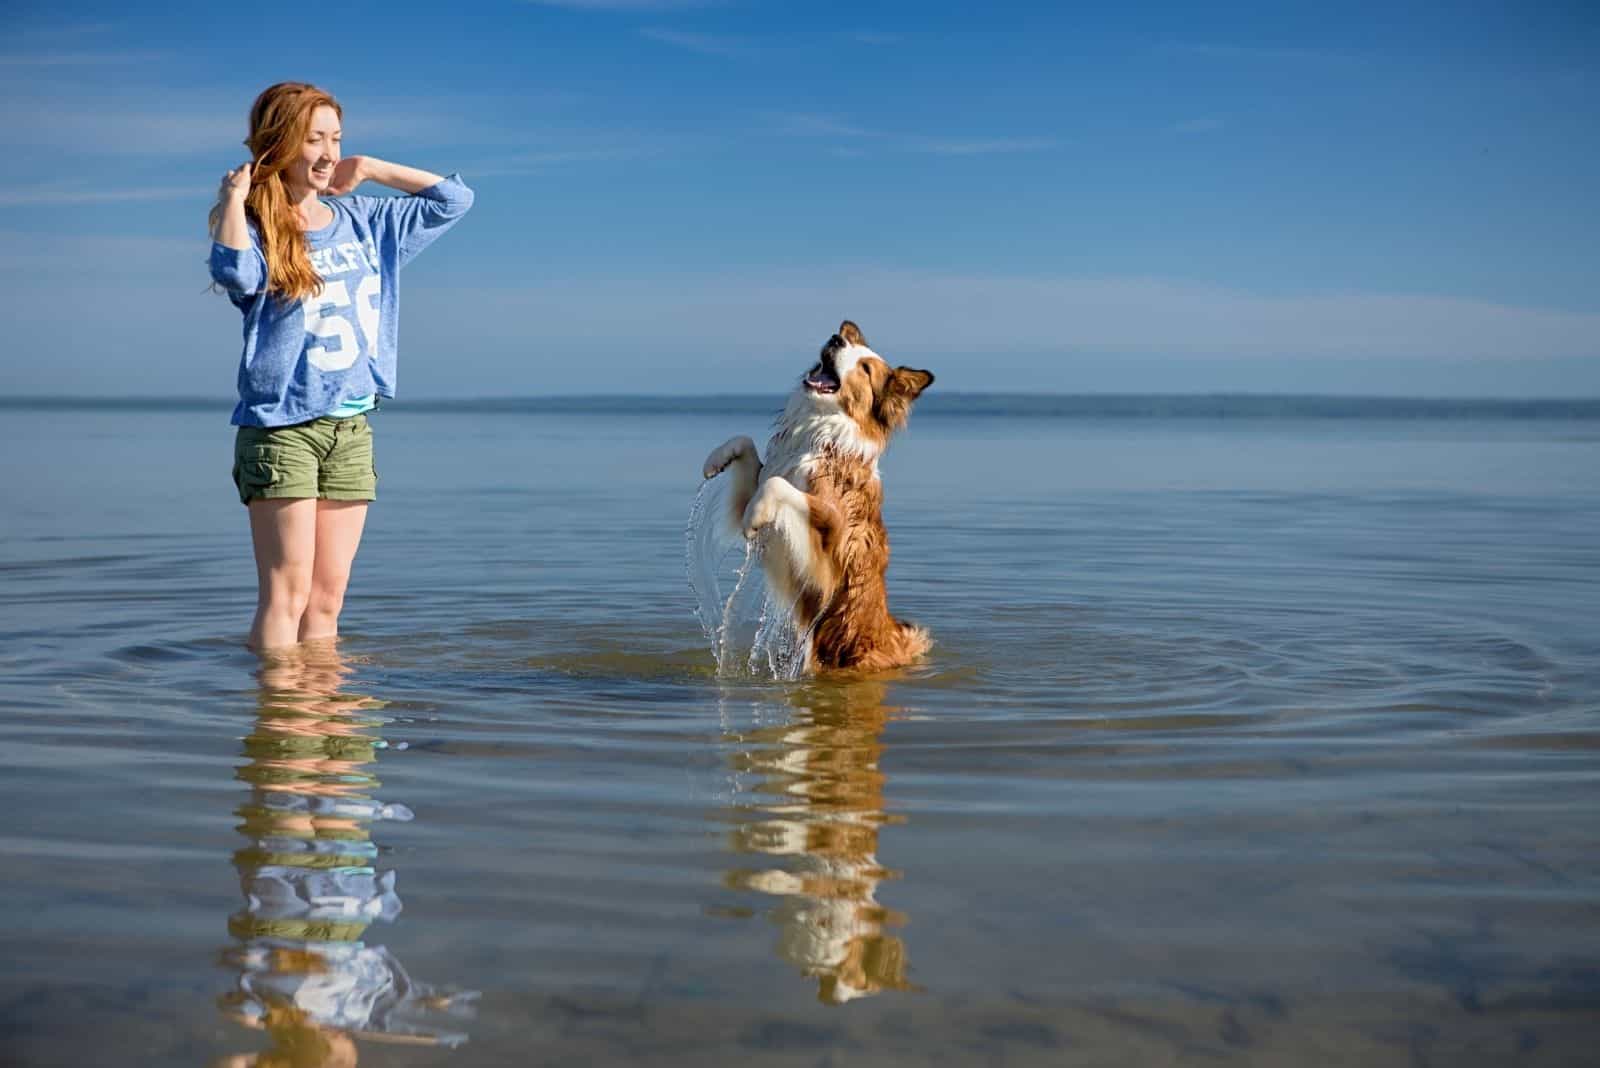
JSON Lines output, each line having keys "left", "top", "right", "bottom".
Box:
{"left": 821, "top": 334, "right": 844, "bottom": 357}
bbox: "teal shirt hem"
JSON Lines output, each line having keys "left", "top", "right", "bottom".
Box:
{"left": 327, "top": 394, "right": 377, "bottom": 419}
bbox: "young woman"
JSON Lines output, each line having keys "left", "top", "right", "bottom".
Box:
{"left": 210, "top": 82, "right": 473, "bottom": 651}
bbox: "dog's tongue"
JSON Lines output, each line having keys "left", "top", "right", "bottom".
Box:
{"left": 806, "top": 368, "right": 841, "bottom": 392}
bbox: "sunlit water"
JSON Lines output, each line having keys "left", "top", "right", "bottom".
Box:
{"left": 1, "top": 401, "right": 1597, "bottom": 1066}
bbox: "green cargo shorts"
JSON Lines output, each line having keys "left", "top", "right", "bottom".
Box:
{"left": 232, "top": 414, "right": 377, "bottom": 506}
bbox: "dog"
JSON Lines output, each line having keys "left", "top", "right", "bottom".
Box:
{"left": 702, "top": 320, "right": 934, "bottom": 672}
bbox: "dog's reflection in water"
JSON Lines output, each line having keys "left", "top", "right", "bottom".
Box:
{"left": 214, "top": 640, "right": 472, "bottom": 1068}
{"left": 724, "top": 680, "right": 916, "bottom": 1004}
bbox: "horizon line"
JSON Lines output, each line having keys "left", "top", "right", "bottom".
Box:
{"left": 5, "top": 390, "right": 1600, "bottom": 405}
{"left": 3, "top": 393, "right": 1598, "bottom": 422}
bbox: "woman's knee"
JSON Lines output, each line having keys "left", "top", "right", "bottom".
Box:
{"left": 259, "top": 567, "right": 313, "bottom": 615}
{"left": 303, "top": 582, "right": 347, "bottom": 621}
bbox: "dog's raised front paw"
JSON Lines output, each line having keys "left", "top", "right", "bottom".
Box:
{"left": 742, "top": 477, "right": 795, "bottom": 540}
{"left": 743, "top": 501, "right": 775, "bottom": 540}
{"left": 703, "top": 436, "right": 755, "bottom": 480}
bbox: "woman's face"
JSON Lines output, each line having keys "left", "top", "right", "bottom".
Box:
{"left": 284, "top": 105, "right": 341, "bottom": 195}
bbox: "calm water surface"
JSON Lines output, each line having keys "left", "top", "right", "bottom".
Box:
{"left": 1, "top": 403, "right": 1597, "bottom": 1066}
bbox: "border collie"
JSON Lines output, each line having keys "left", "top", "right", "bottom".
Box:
{"left": 703, "top": 321, "right": 934, "bottom": 672}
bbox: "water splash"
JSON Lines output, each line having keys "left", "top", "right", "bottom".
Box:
{"left": 687, "top": 478, "right": 813, "bottom": 679}
{"left": 686, "top": 479, "right": 759, "bottom": 673}
{"left": 748, "top": 584, "right": 822, "bottom": 682}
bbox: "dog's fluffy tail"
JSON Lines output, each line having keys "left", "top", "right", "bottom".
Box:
{"left": 896, "top": 621, "right": 933, "bottom": 663}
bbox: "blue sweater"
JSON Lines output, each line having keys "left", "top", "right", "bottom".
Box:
{"left": 209, "top": 175, "right": 474, "bottom": 427}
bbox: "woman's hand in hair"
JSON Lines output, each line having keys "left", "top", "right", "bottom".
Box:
{"left": 328, "top": 155, "right": 369, "bottom": 196}
{"left": 212, "top": 162, "right": 254, "bottom": 248}
{"left": 218, "top": 162, "right": 252, "bottom": 206}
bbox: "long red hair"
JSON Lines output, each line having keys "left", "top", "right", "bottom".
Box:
{"left": 210, "top": 82, "right": 342, "bottom": 302}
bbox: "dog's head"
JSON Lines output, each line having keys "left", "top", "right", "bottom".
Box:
{"left": 797, "top": 320, "right": 934, "bottom": 446}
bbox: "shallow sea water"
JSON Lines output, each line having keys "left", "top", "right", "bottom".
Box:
{"left": 1, "top": 402, "right": 1598, "bottom": 1066}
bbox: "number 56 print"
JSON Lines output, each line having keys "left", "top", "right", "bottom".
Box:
{"left": 304, "top": 275, "right": 382, "bottom": 372}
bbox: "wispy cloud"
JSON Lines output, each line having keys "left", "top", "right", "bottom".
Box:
{"left": 1154, "top": 40, "right": 1361, "bottom": 66}
{"left": 638, "top": 27, "right": 752, "bottom": 57}
{"left": 402, "top": 269, "right": 1600, "bottom": 369}
{"left": 775, "top": 113, "right": 873, "bottom": 138}
{"left": 5, "top": 259, "right": 1594, "bottom": 395}
{"left": 0, "top": 106, "right": 239, "bottom": 154}
{"left": 0, "top": 50, "right": 169, "bottom": 67}
{"left": 465, "top": 131, "right": 675, "bottom": 175}
{"left": 846, "top": 30, "right": 904, "bottom": 46}
{"left": 638, "top": 26, "right": 907, "bottom": 60}
{"left": 0, "top": 184, "right": 198, "bottom": 207}
{"left": 8, "top": 20, "right": 125, "bottom": 43}
{"left": 903, "top": 135, "right": 1059, "bottom": 156}
{"left": 1173, "top": 117, "right": 1225, "bottom": 135}
{"left": 0, "top": 94, "right": 534, "bottom": 158}
{"left": 770, "top": 112, "right": 1058, "bottom": 157}
{"left": 0, "top": 232, "right": 201, "bottom": 272}
{"left": 525, "top": 0, "right": 722, "bottom": 9}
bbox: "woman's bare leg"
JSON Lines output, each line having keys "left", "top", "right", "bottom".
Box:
{"left": 299, "top": 500, "right": 369, "bottom": 642}
{"left": 247, "top": 498, "right": 318, "bottom": 651}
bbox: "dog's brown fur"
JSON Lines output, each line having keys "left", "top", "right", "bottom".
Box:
{"left": 798, "top": 449, "right": 928, "bottom": 671}
{"left": 704, "top": 321, "right": 934, "bottom": 673}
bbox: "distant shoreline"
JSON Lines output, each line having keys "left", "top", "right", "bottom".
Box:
{"left": 4, "top": 393, "right": 1599, "bottom": 420}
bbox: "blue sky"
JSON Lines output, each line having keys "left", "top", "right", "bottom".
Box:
{"left": 2, "top": 0, "right": 1596, "bottom": 397}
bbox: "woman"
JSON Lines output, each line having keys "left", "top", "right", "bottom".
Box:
{"left": 210, "top": 82, "right": 473, "bottom": 651}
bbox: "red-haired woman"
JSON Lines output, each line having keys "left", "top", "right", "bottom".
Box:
{"left": 209, "top": 83, "right": 472, "bottom": 652}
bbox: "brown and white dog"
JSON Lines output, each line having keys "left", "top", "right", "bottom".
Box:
{"left": 702, "top": 321, "right": 934, "bottom": 672}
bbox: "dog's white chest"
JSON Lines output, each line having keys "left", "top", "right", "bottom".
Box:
{"left": 761, "top": 403, "right": 880, "bottom": 492}
{"left": 761, "top": 432, "right": 816, "bottom": 492}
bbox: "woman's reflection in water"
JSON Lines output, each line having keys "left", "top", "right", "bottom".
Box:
{"left": 724, "top": 680, "right": 917, "bottom": 1004}
{"left": 215, "top": 640, "right": 472, "bottom": 1067}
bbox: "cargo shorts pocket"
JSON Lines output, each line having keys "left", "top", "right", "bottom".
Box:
{"left": 232, "top": 444, "right": 283, "bottom": 505}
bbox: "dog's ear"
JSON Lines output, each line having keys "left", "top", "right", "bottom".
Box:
{"left": 838, "top": 320, "right": 867, "bottom": 348}
{"left": 890, "top": 367, "right": 934, "bottom": 398}
{"left": 878, "top": 366, "right": 934, "bottom": 430}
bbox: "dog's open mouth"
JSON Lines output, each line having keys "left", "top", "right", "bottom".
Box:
{"left": 804, "top": 364, "right": 841, "bottom": 394}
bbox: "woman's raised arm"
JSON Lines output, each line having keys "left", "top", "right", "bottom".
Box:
{"left": 328, "top": 156, "right": 445, "bottom": 196}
